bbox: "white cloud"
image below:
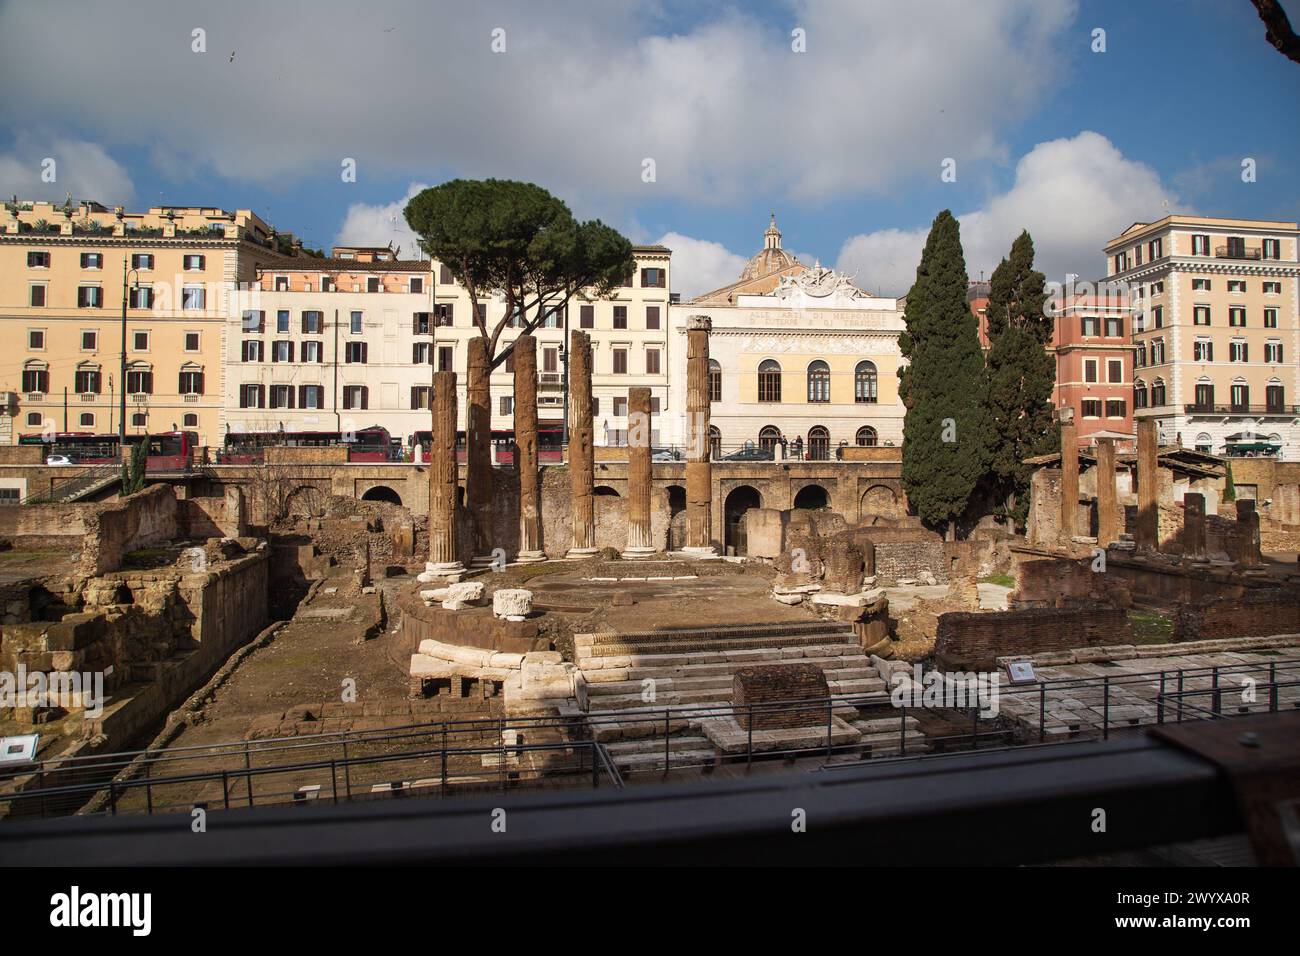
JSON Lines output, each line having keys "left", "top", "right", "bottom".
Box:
{"left": 837, "top": 131, "right": 1182, "bottom": 296}
{"left": 655, "top": 231, "right": 748, "bottom": 299}
{"left": 0, "top": 0, "right": 1076, "bottom": 206}
{"left": 0, "top": 132, "right": 134, "bottom": 206}
{"left": 333, "top": 183, "right": 429, "bottom": 259}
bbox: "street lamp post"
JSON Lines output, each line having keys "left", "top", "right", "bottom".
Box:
{"left": 118, "top": 256, "right": 140, "bottom": 447}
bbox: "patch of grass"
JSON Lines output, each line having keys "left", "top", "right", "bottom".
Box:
{"left": 504, "top": 562, "right": 573, "bottom": 583}
{"left": 978, "top": 574, "right": 1016, "bottom": 589}
{"left": 1128, "top": 609, "right": 1174, "bottom": 645}
{"left": 122, "top": 547, "right": 177, "bottom": 569}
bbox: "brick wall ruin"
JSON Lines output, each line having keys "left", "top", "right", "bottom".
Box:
{"left": 733, "top": 663, "right": 830, "bottom": 730}
{"left": 935, "top": 605, "right": 1130, "bottom": 671}
{"left": 1173, "top": 589, "right": 1300, "bottom": 642}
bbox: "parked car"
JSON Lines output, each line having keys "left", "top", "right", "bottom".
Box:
{"left": 651, "top": 448, "right": 682, "bottom": 462}
{"left": 45, "top": 454, "right": 75, "bottom": 466}
{"left": 720, "top": 446, "right": 774, "bottom": 462}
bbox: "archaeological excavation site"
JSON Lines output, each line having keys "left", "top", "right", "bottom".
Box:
{"left": 2, "top": 316, "right": 1298, "bottom": 872}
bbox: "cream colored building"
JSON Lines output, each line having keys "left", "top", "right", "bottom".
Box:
{"left": 0, "top": 199, "right": 295, "bottom": 448}
{"left": 1106, "top": 215, "right": 1300, "bottom": 460}
{"left": 223, "top": 244, "right": 673, "bottom": 452}
{"left": 667, "top": 217, "right": 906, "bottom": 459}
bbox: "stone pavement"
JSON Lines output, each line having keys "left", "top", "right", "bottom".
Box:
{"left": 993, "top": 638, "right": 1300, "bottom": 738}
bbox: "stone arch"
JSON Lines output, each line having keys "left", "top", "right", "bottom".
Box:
{"left": 724, "top": 485, "right": 763, "bottom": 556}
{"left": 861, "top": 483, "right": 900, "bottom": 518}
{"left": 665, "top": 484, "right": 687, "bottom": 551}
{"left": 285, "top": 484, "right": 329, "bottom": 517}
{"left": 593, "top": 485, "right": 620, "bottom": 497}
{"left": 361, "top": 485, "right": 402, "bottom": 506}
{"left": 792, "top": 483, "right": 830, "bottom": 510}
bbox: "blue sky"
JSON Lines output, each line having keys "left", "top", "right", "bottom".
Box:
{"left": 1, "top": 0, "right": 1297, "bottom": 296}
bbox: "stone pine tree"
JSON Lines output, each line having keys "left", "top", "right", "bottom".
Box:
{"left": 984, "top": 230, "right": 1059, "bottom": 527}
{"left": 898, "top": 210, "right": 992, "bottom": 540}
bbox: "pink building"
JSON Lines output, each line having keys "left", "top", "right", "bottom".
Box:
{"left": 1052, "top": 290, "right": 1136, "bottom": 452}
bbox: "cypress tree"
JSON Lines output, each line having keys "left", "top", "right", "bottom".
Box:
{"left": 898, "top": 210, "right": 992, "bottom": 539}
{"left": 984, "top": 230, "right": 1059, "bottom": 526}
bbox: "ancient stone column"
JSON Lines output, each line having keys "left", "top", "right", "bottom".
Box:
{"left": 424, "top": 371, "right": 465, "bottom": 580}
{"left": 513, "top": 335, "right": 545, "bottom": 563}
{"left": 1184, "top": 492, "right": 1207, "bottom": 558}
{"left": 1096, "top": 437, "right": 1118, "bottom": 548}
{"left": 683, "top": 315, "right": 716, "bottom": 555}
{"left": 1059, "top": 421, "right": 1078, "bottom": 544}
{"left": 623, "top": 386, "right": 655, "bottom": 558}
{"left": 567, "top": 330, "right": 596, "bottom": 557}
{"left": 1135, "top": 418, "right": 1159, "bottom": 551}
{"left": 466, "top": 337, "right": 495, "bottom": 566}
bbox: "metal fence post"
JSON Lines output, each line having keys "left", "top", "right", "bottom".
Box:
{"left": 221, "top": 770, "right": 230, "bottom": 810}
{"left": 826, "top": 696, "right": 833, "bottom": 759}
{"left": 1212, "top": 666, "right": 1221, "bottom": 716}
{"left": 664, "top": 708, "right": 671, "bottom": 775}
{"left": 244, "top": 743, "right": 254, "bottom": 808}
{"left": 1102, "top": 676, "right": 1110, "bottom": 740}
{"left": 342, "top": 739, "right": 352, "bottom": 799}
{"left": 1157, "top": 671, "right": 1165, "bottom": 724}
{"left": 1038, "top": 683, "right": 1046, "bottom": 742}
{"left": 1270, "top": 662, "right": 1278, "bottom": 713}
{"left": 747, "top": 704, "right": 753, "bottom": 766}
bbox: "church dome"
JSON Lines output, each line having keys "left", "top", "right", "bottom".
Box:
{"left": 739, "top": 214, "right": 800, "bottom": 281}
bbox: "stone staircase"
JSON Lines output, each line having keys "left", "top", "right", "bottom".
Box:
{"left": 573, "top": 622, "right": 927, "bottom": 774}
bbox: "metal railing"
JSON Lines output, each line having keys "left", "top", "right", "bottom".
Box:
{"left": 5, "top": 656, "right": 1296, "bottom": 818}
{"left": 1214, "top": 245, "right": 1262, "bottom": 260}
{"left": 19, "top": 463, "right": 120, "bottom": 504}
{"left": 1183, "top": 403, "right": 1296, "bottom": 415}
{"left": 0, "top": 729, "right": 621, "bottom": 820}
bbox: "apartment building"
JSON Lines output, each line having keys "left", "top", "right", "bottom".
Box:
{"left": 0, "top": 199, "right": 294, "bottom": 447}
{"left": 1105, "top": 216, "right": 1300, "bottom": 460}
{"left": 1052, "top": 290, "right": 1136, "bottom": 451}
{"left": 224, "top": 244, "right": 673, "bottom": 452}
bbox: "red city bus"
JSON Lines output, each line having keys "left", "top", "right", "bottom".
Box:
{"left": 18, "top": 431, "right": 198, "bottom": 471}
{"left": 410, "top": 425, "right": 563, "bottom": 464}
{"left": 217, "top": 427, "right": 394, "bottom": 464}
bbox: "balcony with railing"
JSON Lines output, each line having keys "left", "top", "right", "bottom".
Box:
{"left": 1214, "top": 244, "right": 1262, "bottom": 260}
{"left": 1183, "top": 403, "right": 1296, "bottom": 415}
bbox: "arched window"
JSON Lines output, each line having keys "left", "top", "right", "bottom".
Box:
{"left": 758, "top": 360, "right": 781, "bottom": 403}
{"left": 183, "top": 413, "right": 199, "bottom": 428}
{"left": 855, "top": 425, "right": 878, "bottom": 447}
{"left": 854, "top": 361, "right": 878, "bottom": 403}
{"left": 808, "top": 426, "right": 830, "bottom": 460}
{"left": 1151, "top": 378, "right": 1166, "bottom": 407}
{"left": 807, "top": 360, "right": 830, "bottom": 403}
{"left": 708, "top": 425, "right": 721, "bottom": 460}
{"left": 708, "top": 359, "right": 721, "bottom": 403}
{"left": 758, "top": 425, "right": 782, "bottom": 453}
{"left": 1133, "top": 379, "right": 1147, "bottom": 410}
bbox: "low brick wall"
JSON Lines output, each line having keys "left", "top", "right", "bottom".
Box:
{"left": 1174, "top": 589, "right": 1300, "bottom": 642}
{"left": 733, "top": 663, "right": 829, "bottom": 730}
{"left": 935, "top": 605, "right": 1131, "bottom": 671}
